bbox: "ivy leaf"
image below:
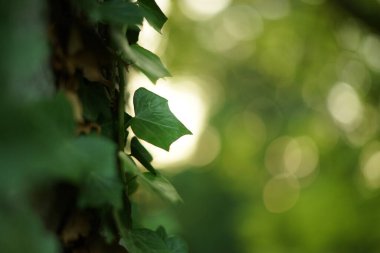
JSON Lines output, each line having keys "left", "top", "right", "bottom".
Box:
{"left": 141, "top": 172, "right": 183, "bottom": 204}
{"left": 0, "top": 205, "right": 58, "bottom": 253}
{"left": 0, "top": 93, "right": 76, "bottom": 194}
{"left": 2, "top": 0, "right": 49, "bottom": 94}
{"left": 130, "top": 44, "right": 171, "bottom": 83}
{"left": 78, "top": 171, "right": 123, "bottom": 209}
{"left": 138, "top": 0, "right": 168, "bottom": 33}
{"left": 119, "top": 152, "right": 182, "bottom": 203}
{"left": 65, "top": 135, "right": 122, "bottom": 209}
{"left": 119, "top": 152, "right": 141, "bottom": 195}
{"left": 126, "top": 175, "right": 139, "bottom": 195}
{"left": 131, "top": 88, "right": 192, "bottom": 151}
{"left": 119, "top": 152, "right": 140, "bottom": 175}
{"left": 126, "top": 25, "right": 141, "bottom": 45}
{"left": 121, "top": 228, "right": 166, "bottom": 253}
{"left": 78, "top": 80, "right": 112, "bottom": 122}
{"left": 112, "top": 32, "right": 170, "bottom": 83}
{"left": 65, "top": 136, "right": 116, "bottom": 177}
{"left": 89, "top": 0, "right": 143, "bottom": 26}
{"left": 156, "top": 226, "right": 167, "bottom": 240}
{"left": 131, "top": 137, "right": 156, "bottom": 175}
{"left": 125, "top": 112, "right": 133, "bottom": 128}
{"left": 165, "top": 236, "right": 189, "bottom": 253}
{"left": 120, "top": 228, "right": 188, "bottom": 253}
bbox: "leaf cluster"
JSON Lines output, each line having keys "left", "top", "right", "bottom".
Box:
{"left": 0, "top": 1, "right": 190, "bottom": 253}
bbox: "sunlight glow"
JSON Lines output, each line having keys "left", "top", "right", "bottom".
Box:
{"left": 340, "top": 60, "right": 370, "bottom": 93}
{"left": 284, "top": 137, "right": 319, "bottom": 178}
{"left": 137, "top": 0, "right": 171, "bottom": 52}
{"left": 361, "top": 35, "right": 380, "bottom": 72}
{"left": 265, "top": 136, "right": 291, "bottom": 175}
{"left": 343, "top": 105, "right": 379, "bottom": 147}
{"left": 360, "top": 142, "right": 380, "bottom": 189}
{"left": 336, "top": 19, "right": 361, "bottom": 51}
{"left": 196, "top": 21, "right": 237, "bottom": 52}
{"left": 179, "top": 0, "right": 231, "bottom": 20}
{"left": 255, "top": 0, "right": 290, "bottom": 20}
{"left": 362, "top": 150, "right": 380, "bottom": 189}
{"left": 155, "top": 0, "right": 171, "bottom": 13}
{"left": 265, "top": 136, "right": 318, "bottom": 179}
{"left": 195, "top": 5, "right": 263, "bottom": 55}
{"left": 222, "top": 5, "right": 263, "bottom": 41}
{"left": 327, "top": 82, "right": 362, "bottom": 129}
{"left": 189, "top": 126, "right": 221, "bottom": 167}
{"left": 138, "top": 20, "right": 162, "bottom": 52}
{"left": 263, "top": 175, "right": 300, "bottom": 213}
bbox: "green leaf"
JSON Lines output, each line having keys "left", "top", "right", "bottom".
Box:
{"left": 42, "top": 92, "right": 77, "bottom": 136}
{"left": 131, "top": 88, "right": 192, "bottom": 151}
{"left": 126, "top": 175, "right": 139, "bottom": 195}
{"left": 78, "top": 80, "right": 112, "bottom": 122}
{"left": 0, "top": 94, "right": 119, "bottom": 199}
{"left": 79, "top": 171, "right": 123, "bottom": 209}
{"left": 89, "top": 0, "right": 143, "bottom": 26}
{"left": 121, "top": 228, "right": 166, "bottom": 253}
{"left": 141, "top": 172, "right": 183, "bottom": 204}
{"left": 120, "top": 227, "right": 188, "bottom": 253}
{"left": 100, "top": 121, "right": 115, "bottom": 139}
{"left": 119, "top": 152, "right": 140, "bottom": 175}
{"left": 119, "top": 152, "right": 182, "bottom": 203}
{"left": 130, "top": 44, "right": 171, "bottom": 83}
{"left": 118, "top": 152, "right": 139, "bottom": 195}
{"left": 76, "top": 79, "right": 117, "bottom": 137}
{"left": 0, "top": 93, "right": 76, "bottom": 194}
{"left": 112, "top": 32, "right": 170, "bottom": 83}
{"left": 0, "top": 204, "right": 58, "bottom": 253}
{"left": 66, "top": 136, "right": 116, "bottom": 176}
{"left": 1, "top": 0, "right": 49, "bottom": 100}
{"left": 131, "top": 137, "right": 156, "bottom": 174}
{"left": 125, "top": 112, "right": 133, "bottom": 127}
{"left": 71, "top": 136, "right": 122, "bottom": 208}
{"left": 138, "top": 0, "right": 168, "bottom": 32}
{"left": 132, "top": 137, "right": 153, "bottom": 163}
{"left": 126, "top": 25, "right": 141, "bottom": 45}
{"left": 165, "top": 236, "right": 188, "bottom": 253}
{"left": 156, "top": 226, "right": 167, "bottom": 240}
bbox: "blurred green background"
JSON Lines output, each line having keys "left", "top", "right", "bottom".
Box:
{"left": 132, "top": 0, "right": 380, "bottom": 252}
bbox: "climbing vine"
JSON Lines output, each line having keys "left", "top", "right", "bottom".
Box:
{"left": 0, "top": 0, "right": 190, "bottom": 253}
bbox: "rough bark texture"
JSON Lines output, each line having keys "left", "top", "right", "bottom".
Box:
{"left": 46, "top": 1, "right": 128, "bottom": 252}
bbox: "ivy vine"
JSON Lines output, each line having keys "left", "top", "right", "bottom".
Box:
{"left": 0, "top": 0, "right": 190, "bottom": 253}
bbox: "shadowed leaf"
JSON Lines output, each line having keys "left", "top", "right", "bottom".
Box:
{"left": 141, "top": 172, "right": 183, "bottom": 204}
{"left": 138, "top": 0, "right": 168, "bottom": 32}
{"left": 129, "top": 44, "right": 171, "bottom": 83}
{"left": 119, "top": 152, "right": 182, "bottom": 203}
{"left": 89, "top": 0, "right": 143, "bottom": 25}
{"left": 120, "top": 227, "right": 188, "bottom": 253}
{"left": 112, "top": 32, "right": 170, "bottom": 83}
{"left": 131, "top": 137, "right": 156, "bottom": 174}
{"left": 0, "top": 205, "right": 58, "bottom": 253}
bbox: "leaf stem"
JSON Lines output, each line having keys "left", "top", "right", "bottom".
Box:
{"left": 117, "top": 62, "right": 126, "bottom": 152}
{"left": 113, "top": 208, "right": 129, "bottom": 238}
{"left": 115, "top": 60, "right": 133, "bottom": 233}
